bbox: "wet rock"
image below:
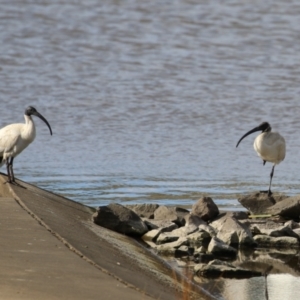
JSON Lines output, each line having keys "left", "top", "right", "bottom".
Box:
{"left": 257, "top": 224, "right": 299, "bottom": 239}
{"left": 198, "top": 224, "right": 216, "bottom": 237}
{"left": 210, "top": 211, "right": 248, "bottom": 231}
{"left": 207, "top": 237, "right": 237, "bottom": 256}
{"left": 171, "top": 224, "right": 198, "bottom": 237}
{"left": 143, "top": 219, "right": 178, "bottom": 231}
{"left": 194, "top": 259, "right": 262, "bottom": 278}
{"left": 176, "top": 245, "right": 190, "bottom": 255}
{"left": 154, "top": 206, "right": 189, "bottom": 226}
{"left": 184, "top": 214, "right": 207, "bottom": 227}
{"left": 238, "top": 192, "right": 287, "bottom": 215}
{"left": 126, "top": 203, "right": 159, "bottom": 219}
{"left": 156, "top": 232, "right": 180, "bottom": 244}
{"left": 214, "top": 216, "right": 256, "bottom": 246}
{"left": 293, "top": 228, "right": 300, "bottom": 239}
{"left": 194, "top": 246, "right": 206, "bottom": 254}
{"left": 253, "top": 235, "right": 299, "bottom": 248}
{"left": 187, "top": 231, "right": 211, "bottom": 244}
{"left": 142, "top": 229, "right": 161, "bottom": 242}
{"left": 267, "top": 195, "right": 300, "bottom": 220}
{"left": 93, "top": 203, "right": 148, "bottom": 236}
{"left": 191, "top": 197, "right": 219, "bottom": 221}
{"left": 284, "top": 220, "right": 300, "bottom": 229}
{"left": 156, "top": 237, "right": 188, "bottom": 254}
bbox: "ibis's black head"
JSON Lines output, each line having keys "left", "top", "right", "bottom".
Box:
{"left": 236, "top": 121, "right": 271, "bottom": 148}
{"left": 258, "top": 122, "right": 271, "bottom": 133}
{"left": 25, "top": 106, "right": 38, "bottom": 116}
{"left": 25, "top": 106, "right": 52, "bottom": 135}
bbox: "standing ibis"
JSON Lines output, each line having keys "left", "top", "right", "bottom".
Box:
{"left": 0, "top": 106, "right": 52, "bottom": 184}
{"left": 236, "top": 122, "right": 286, "bottom": 196}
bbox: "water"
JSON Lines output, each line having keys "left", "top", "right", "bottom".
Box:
{"left": 1, "top": 1, "right": 300, "bottom": 298}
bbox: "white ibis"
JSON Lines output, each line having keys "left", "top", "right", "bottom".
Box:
{"left": 236, "top": 122, "right": 286, "bottom": 196}
{"left": 0, "top": 106, "right": 52, "bottom": 184}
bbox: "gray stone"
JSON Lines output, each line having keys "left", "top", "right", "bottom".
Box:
{"left": 93, "top": 203, "right": 148, "bottom": 236}
{"left": 184, "top": 214, "right": 207, "bottom": 227}
{"left": 194, "top": 260, "right": 262, "bottom": 278}
{"left": 143, "top": 219, "right": 178, "bottom": 232}
{"left": 267, "top": 195, "right": 300, "bottom": 219}
{"left": 207, "top": 237, "right": 237, "bottom": 256}
{"left": 142, "top": 229, "right": 161, "bottom": 242}
{"left": 176, "top": 245, "right": 190, "bottom": 255}
{"left": 156, "top": 237, "right": 188, "bottom": 254}
{"left": 191, "top": 197, "right": 219, "bottom": 221}
{"left": 187, "top": 231, "right": 211, "bottom": 244}
{"left": 211, "top": 215, "right": 255, "bottom": 246}
{"left": 258, "top": 225, "right": 299, "bottom": 239}
{"left": 238, "top": 192, "right": 287, "bottom": 215}
{"left": 284, "top": 220, "right": 300, "bottom": 229}
{"left": 126, "top": 203, "right": 159, "bottom": 219}
{"left": 293, "top": 228, "right": 300, "bottom": 239}
{"left": 194, "top": 246, "right": 206, "bottom": 254}
{"left": 156, "top": 232, "right": 180, "bottom": 244}
{"left": 171, "top": 224, "right": 198, "bottom": 237}
{"left": 253, "top": 235, "right": 299, "bottom": 248}
{"left": 198, "top": 224, "right": 216, "bottom": 237}
{"left": 154, "top": 206, "right": 189, "bottom": 226}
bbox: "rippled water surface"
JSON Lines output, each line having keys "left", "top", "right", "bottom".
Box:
{"left": 2, "top": 0, "right": 300, "bottom": 299}
{"left": 1, "top": 0, "right": 300, "bottom": 212}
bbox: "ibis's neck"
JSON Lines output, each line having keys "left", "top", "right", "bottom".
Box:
{"left": 23, "top": 114, "right": 36, "bottom": 141}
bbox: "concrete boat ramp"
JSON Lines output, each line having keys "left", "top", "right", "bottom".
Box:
{"left": 0, "top": 174, "right": 212, "bottom": 300}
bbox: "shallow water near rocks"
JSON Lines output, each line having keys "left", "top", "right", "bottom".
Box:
{"left": 1, "top": 0, "right": 300, "bottom": 299}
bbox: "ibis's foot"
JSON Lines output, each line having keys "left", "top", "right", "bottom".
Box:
{"left": 260, "top": 190, "right": 273, "bottom": 197}
{"left": 4, "top": 180, "right": 26, "bottom": 188}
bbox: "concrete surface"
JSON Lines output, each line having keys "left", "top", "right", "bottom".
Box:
{"left": 0, "top": 174, "right": 212, "bottom": 300}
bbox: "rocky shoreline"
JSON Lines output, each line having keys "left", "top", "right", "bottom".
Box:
{"left": 93, "top": 192, "right": 300, "bottom": 280}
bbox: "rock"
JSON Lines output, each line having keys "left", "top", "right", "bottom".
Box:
{"left": 143, "top": 219, "right": 178, "bottom": 231}
{"left": 194, "top": 259, "right": 262, "bottom": 278}
{"left": 176, "top": 245, "right": 190, "bottom": 255}
{"left": 209, "top": 211, "right": 247, "bottom": 231}
{"left": 267, "top": 195, "right": 300, "bottom": 220}
{"left": 238, "top": 192, "right": 287, "bottom": 215}
{"left": 142, "top": 229, "right": 161, "bottom": 242}
{"left": 293, "top": 228, "right": 300, "bottom": 239}
{"left": 171, "top": 224, "right": 199, "bottom": 237}
{"left": 253, "top": 235, "right": 299, "bottom": 248}
{"left": 211, "top": 214, "right": 255, "bottom": 246}
{"left": 154, "top": 206, "right": 189, "bottom": 226}
{"left": 198, "top": 224, "right": 216, "bottom": 237}
{"left": 184, "top": 214, "right": 207, "bottom": 227}
{"left": 257, "top": 224, "right": 299, "bottom": 239}
{"left": 187, "top": 231, "right": 211, "bottom": 246}
{"left": 156, "top": 232, "right": 180, "bottom": 244}
{"left": 126, "top": 203, "right": 159, "bottom": 219}
{"left": 156, "top": 237, "right": 188, "bottom": 254}
{"left": 93, "top": 203, "right": 148, "bottom": 236}
{"left": 194, "top": 246, "right": 206, "bottom": 254}
{"left": 207, "top": 237, "right": 237, "bottom": 256}
{"left": 191, "top": 197, "right": 219, "bottom": 221}
{"left": 284, "top": 220, "right": 300, "bottom": 229}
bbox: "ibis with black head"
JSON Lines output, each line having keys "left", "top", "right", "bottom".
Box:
{"left": 0, "top": 106, "right": 52, "bottom": 184}
{"left": 236, "top": 122, "right": 286, "bottom": 196}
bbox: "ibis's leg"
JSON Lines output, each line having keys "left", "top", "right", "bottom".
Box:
{"left": 6, "top": 158, "right": 12, "bottom": 183}
{"left": 268, "top": 165, "right": 275, "bottom": 196}
{"left": 9, "top": 157, "right": 15, "bottom": 182}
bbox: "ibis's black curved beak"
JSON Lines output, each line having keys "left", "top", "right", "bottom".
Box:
{"left": 32, "top": 111, "right": 53, "bottom": 135}
{"left": 236, "top": 126, "right": 261, "bottom": 148}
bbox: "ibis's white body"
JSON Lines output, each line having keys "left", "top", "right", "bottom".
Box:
{"left": 254, "top": 131, "right": 286, "bottom": 165}
{"left": 0, "top": 115, "right": 36, "bottom": 166}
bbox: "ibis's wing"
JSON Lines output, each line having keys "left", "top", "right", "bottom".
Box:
{"left": 0, "top": 124, "right": 22, "bottom": 160}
